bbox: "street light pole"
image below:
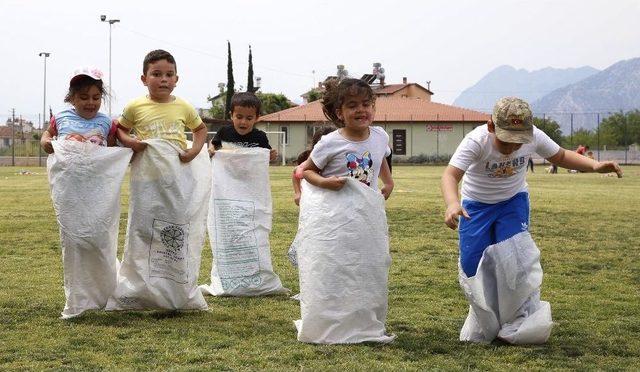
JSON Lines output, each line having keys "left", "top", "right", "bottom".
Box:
{"left": 38, "top": 52, "right": 50, "bottom": 167}
{"left": 101, "top": 15, "right": 120, "bottom": 118}
{"left": 38, "top": 52, "right": 50, "bottom": 130}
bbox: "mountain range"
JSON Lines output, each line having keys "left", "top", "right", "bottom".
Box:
{"left": 454, "top": 57, "right": 640, "bottom": 133}
{"left": 453, "top": 65, "right": 599, "bottom": 112}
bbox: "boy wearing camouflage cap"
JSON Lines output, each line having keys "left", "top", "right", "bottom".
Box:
{"left": 440, "top": 97, "right": 622, "bottom": 343}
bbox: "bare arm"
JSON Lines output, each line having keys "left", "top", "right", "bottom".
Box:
{"left": 441, "top": 165, "right": 470, "bottom": 230}
{"left": 106, "top": 129, "right": 117, "bottom": 147}
{"left": 179, "top": 123, "right": 207, "bottom": 163}
{"left": 40, "top": 129, "right": 54, "bottom": 154}
{"left": 302, "top": 159, "right": 346, "bottom": 191}
{"left": 292, "top": 171, "right": 302, "bottom": 206}
{"left": 116, "top": 123, "right": 147, "bottom": 153}
{"left": 547, "top": 148, "right": 622, "bottom": 177}
{"left": 294, "top": 158, "right": 312, "bottom": 179}
{"left": 379, "top": 157, "right": 394, "bottom": 200}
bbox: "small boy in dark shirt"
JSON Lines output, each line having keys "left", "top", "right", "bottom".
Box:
{"left": 208, "top": 92, "right": 277, "bottom": 161}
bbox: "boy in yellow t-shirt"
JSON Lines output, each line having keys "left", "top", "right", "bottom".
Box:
{"left": 117, "top": 49, "right": 207, "bottom": 162}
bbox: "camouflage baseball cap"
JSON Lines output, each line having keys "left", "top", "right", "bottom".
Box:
{"left": 492, "top": 97, "right": 533, "bottom": 144}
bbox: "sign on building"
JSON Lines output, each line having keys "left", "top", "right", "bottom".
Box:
{"left": 426, "top": 124, "right": 453, "bottom": 132}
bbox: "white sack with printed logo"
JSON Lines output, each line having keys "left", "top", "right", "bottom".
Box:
{"left": 294, "top": 178, "right": 394, "bottom": 344}
{"left": 199, "top": 147, "right": 288, "bottom": 296}
{"left": 459, "top": 231, "right": 553, "bottom": 344}
{"left": 106, "top": 139, "right": 210, "bottom": 311}
{"left": 47, "top": 140, "right": 132, "bottom": 319}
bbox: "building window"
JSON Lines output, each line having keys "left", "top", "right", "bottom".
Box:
{"left": 392, "top": 129, "right": 406, "bottom": 155}
{"left": 280, "top": 126, "right": 288, "bottom": 145}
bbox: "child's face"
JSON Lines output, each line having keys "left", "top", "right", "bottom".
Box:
{"left": 337, "top": 94, "right": 375, "bottom": 131}
{"left": 231, "top": 105, "right": 259, "bottom": 135}
{"left": 493, "top": 136, "right": 523, "bottom": 155}
{"left": 71, "top": 85, "right": 102, "bottom": 120}
{"left": 141, "top": 59, "right": 178, "bottom": 103}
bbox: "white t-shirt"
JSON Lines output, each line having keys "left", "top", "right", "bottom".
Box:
{"left": 449, "top": 125, "right": 560, "bottom": 204}
{"left": 310, "top": 126, "right": 391, "bottom": 190}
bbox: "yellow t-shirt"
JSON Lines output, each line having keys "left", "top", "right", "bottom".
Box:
{"left": 119, "top": 95, "right": 203, "bottom": 149}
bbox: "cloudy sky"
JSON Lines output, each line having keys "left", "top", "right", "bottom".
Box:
{"left": 2, "top": 0, "right": 639, "bottom": 126}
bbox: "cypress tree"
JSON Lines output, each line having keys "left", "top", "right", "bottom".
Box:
{"left": 225, "top": 41, "right": 235, "bottom": 120}
{"left": 247, "top": 45, "right": 254, "bottom": 92}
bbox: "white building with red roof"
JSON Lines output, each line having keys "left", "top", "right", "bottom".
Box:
{"left": 258, "top": 77, "right": 490, "bottom": 162}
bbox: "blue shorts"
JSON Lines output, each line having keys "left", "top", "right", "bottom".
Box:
{"left": 458, "top": 192, "right": 530, "bottom": 277}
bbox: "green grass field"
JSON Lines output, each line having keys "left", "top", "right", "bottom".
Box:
{"left": 1, "top": 165, "right": 639, "bottom": 370}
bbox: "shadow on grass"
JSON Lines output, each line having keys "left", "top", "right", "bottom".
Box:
{"left": 63, "top": 308, "right": 211, "bottom": 327}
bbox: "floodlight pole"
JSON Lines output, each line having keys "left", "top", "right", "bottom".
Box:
{"left": 101, "top": 16, "right": 120, "bottom": 118}
{"left": 38, "top": 52, "right": 50, "bottom": 167}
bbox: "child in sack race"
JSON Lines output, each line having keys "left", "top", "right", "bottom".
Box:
{"left": 441, "top": 96, "right": 622, "bottom": 344}
{"left": 106, "top": 50, "right": 210, "bottom": 311}
{"left": 42, "top": 67, "right": 131, "bottom": 319}
{"left": 293, "top": 78, "right": 395, "bottom": 344}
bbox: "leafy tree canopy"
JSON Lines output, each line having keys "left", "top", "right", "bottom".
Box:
{"left": 533, "top": 116, "right": 563, "bottom": 145}
{"left": 255, "top": 92, "right": 295, "bottom": 115}
{"left": 208, "top": 90, "right": 294, "bottom": 119}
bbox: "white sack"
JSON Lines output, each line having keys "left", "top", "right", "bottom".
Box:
{"left": 459, "top": 231, "right": 553, "bottom": 344}
{"left": 47, "top": 140, "right": 132, "bottom": 319}
{"left": 200, "top": 147, "right": 288, "bottom": 296}
{"left": 106, "top": 140, "right": 210, "bottom": 311}
{"left": 294, "top": 179, "right": 394, "bottom": 344}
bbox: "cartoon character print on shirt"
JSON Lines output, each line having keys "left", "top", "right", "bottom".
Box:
{"left": 484, "top": 155, "right": 527, "bottom": 178}
{"left": 64, "top": 130, "right": 106, "bottom": 146}
{"left": 346, "top": 151, "right": 374, "bottom": 186}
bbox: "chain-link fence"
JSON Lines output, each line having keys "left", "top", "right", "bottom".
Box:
{"left": 2, "top": 110, "right": 639, "bottom": 166}
{"left": 0, "top": 139, "right": 48, "bottom": 166}
{"left": 532, "top": 110, "right": 639, "bottom": 164}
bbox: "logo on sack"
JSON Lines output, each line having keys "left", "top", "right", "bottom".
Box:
{"left": 161, "top": 225, "right": 185, "bottom": 251}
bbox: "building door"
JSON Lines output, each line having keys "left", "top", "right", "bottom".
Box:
{"left": 392, "top": 129, "right": 406, "bottom": 155}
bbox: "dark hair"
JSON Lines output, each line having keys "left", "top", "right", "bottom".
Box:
{"left": 321, "top": 78, "right": 375, "bottom": 127}
{"left": 295, "top": 125, "right": 337, "bottom": 164}
{"left": 231, "top": 92, "right": 262, "bottom": 116}
{"left": 64, "top": 75, "right": 107, "bottom": 103}
{"left": 143, "top": 49, "right": 177, "bottom": 75}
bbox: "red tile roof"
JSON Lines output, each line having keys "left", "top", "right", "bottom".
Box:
{"left": 259, "top": 97, "right": 490, "bottom": 123}
{"left": 0, "top": 126, "right": 14, "bottom": 138}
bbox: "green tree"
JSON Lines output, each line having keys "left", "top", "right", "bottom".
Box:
{"left": 225, "top": 41, "right": 235, "bottom": 120}
{"left": 256, "top": 92, "right": 295, "bottom": 115}
{"left": 207, "top": 92, "right": 227, "bottom": 119}
{"left": 568, "top": 128, "right": 595, "bottom": 149}
{"left": 533, "top": 116, "right": 563, "bottom": 144}
{"left": 247, "top": 46, "right": 255, "bottom": 93}
{"left": 599, "top": 110, "right": 640, "bottom": 147}
{"left": 306, "top": 89, "right": 323, "bottom": 103}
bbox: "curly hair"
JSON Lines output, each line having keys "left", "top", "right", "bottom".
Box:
{"left": 321, "top": 78, "right": 375, "bottom": 127}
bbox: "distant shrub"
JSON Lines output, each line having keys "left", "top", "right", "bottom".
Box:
{"left": 394, "top": 154, "right": 451, "bottom": 165}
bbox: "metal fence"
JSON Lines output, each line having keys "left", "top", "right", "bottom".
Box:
{"left": 0, "top": 139, "right": 48, "bottom": 166}
{"left": 2, "top": 132, "right": 290, "bottom": 166}
{"left": 532, "top": 111, "right": 639, "bottom": 164}
{"left": 2, "top": 111, "right": 638, "bottom": 166}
